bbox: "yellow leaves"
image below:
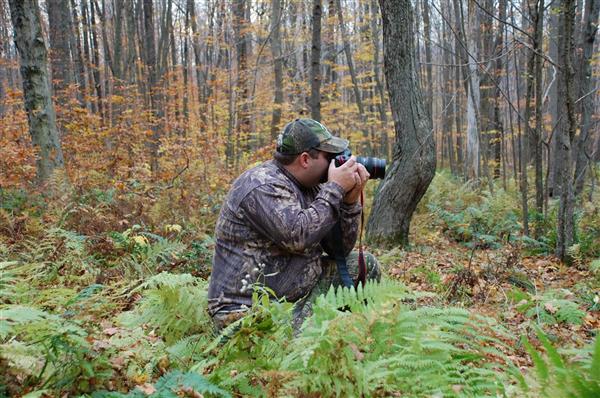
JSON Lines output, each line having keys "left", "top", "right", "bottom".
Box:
{"left": 132, "top": 373, "right": 150, "bottom": 385}
{"left": 132, "top": 235, "right": 149, "bottom": 246}
{"left": 165, "top": 224, "right": 182, "bottom": 234}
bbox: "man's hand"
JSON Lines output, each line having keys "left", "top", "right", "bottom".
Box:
{"left": 328, "top": 156, "right": 359, "bottom": 193}
{"left": 343, "top": 163, "right": 369, "bottom": 204}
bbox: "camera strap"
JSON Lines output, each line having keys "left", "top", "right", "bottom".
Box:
{"left": 356, "top": 191, "right": 367, "bottom": 287}
{"left": 332, "top": 192, "right": 367, "bottom": 289}
{"left": 331, "top": 222, "right": 354, "bottom": 288}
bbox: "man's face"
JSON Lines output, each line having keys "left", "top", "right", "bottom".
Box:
{"left": 307, "top": 150, "right": 332, "bottom": 186}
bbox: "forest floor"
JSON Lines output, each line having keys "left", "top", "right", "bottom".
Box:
{"left": 1, "top": 172, "right": 599, "bottom": 397}
{"left": 377, "top": 216, "right": 599, "bottom": 368}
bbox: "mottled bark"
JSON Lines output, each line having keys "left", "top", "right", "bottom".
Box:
{"left": 556, "top": 0, "right": 577, "bottom": 261}
{"left": 8, "top": 0, "right": 65, "bottom": 185}
{"left": 310, "top": 0, "right": 322, "bottom": 121}
{"left": 366, "top": 0, "right": 436, "bottom": 246}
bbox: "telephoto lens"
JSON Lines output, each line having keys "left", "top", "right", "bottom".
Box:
{"left": 334, "top": 149, "right": 386, "bottom": 180}
{"left": 355, "top": 156, "right": 386, "bottom": 179}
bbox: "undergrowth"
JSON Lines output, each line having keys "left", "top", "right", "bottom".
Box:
{"left": 420, "top": 170, "right": 600, "bottom": 258}
{"left": 1, "top": 181, "right": 598, "bottom": 397}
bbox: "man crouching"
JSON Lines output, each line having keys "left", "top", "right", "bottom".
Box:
{"left": 207, "top": 118, "right": 381, "bottom": 332}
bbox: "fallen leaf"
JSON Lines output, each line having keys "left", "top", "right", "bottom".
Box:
{"left": 135, "top": 383, "right": 156, "bottom": 395}
{"left": 103, "top": 327, "right": 119, "bottom": 336}
{"left": 544, "top": 302, "right": 557, "bottom": 314}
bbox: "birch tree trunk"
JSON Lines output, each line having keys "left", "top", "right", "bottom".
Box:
{"left": 8, "top": 0, "right": 65, "bottom": 185}
{"left": 366, "top": 0, "right": 436, "bottom": 246}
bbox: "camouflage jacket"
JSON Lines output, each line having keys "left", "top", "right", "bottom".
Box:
{"left": 207, "top": 160, "right": 361, "bottom": 315}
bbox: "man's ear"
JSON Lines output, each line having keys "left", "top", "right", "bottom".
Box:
{"left": 298, "top": 152, "right": 310, "bottom": 169}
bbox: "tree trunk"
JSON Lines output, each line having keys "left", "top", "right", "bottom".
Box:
{"left": 465, "top": 0, "right": 480, "bottom": 180}
{"left": 573, "top": 0, "right": 599, "bottom": 196}
{"left": 533, "top": 0, "right": 545, "bottom": 227}
{"left": 422, "top": 0, "right": 433, "bottom": 122}
{"left": 8, "top": 0, "right": 65, "bottom": 185}
{"left": 549, "top": 7, "right": 564, "bottom": 197}
{"left": 367, "top": 0, "right": 436, "bottom": 246}
{"left": 47, "top": 0, "right": 73, "bottom": 94}
{"left": 89, "top": 0, "right": 104, "bottom": 120}
{"left": 271, "top": 0, "right": 284, "bottom": 138}
{"left": 452, "top": 0, "right": 466, "bottom": 173}
{"left": 491, "top": 0, "right": 507, "bottom": 179}
{"left": 520, "top": 29, "right": 536, "bottom": 237}
{"left": 478, "top": 0, "right": 495, "bottom": 189}
{"left": 143, "top": 0, "right": 160, "bottom": 174}
{"left": 187, "top": 0, "right": 208, "bottom": 128}
{"left": 233, "top": 0, "right": 251, "bottom": 160}
{"left": 335, "top": 0, "right": 370, "bottom": 153}
{"left": 112, "top": 0, "right": 124, "bottom": 81}
{"left": 370, "top": 0, "right": 388, "bottom": 128}
{"left": 556, "top": 0, "right": 577, "bottom": 261}
{"left": 442, "top": 3, "right": 456, "bottom": 173}
{"left": 70, "top": 0, "right": 88, "bottom": 107}
{"left": 310, "top": 0, "right": 322, "bottom": 121}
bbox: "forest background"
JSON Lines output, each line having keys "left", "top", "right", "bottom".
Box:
{"left": 0, "top": 0, "right": 599, "bottom": 396}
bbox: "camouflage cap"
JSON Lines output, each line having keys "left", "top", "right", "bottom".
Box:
{"left": 276, "top": 118, "right": 349, "bottom": 155}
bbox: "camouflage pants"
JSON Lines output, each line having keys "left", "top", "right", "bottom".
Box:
{"left": 211, "top": 251, "right": 381, "bottom": 333}
{"left": 291, "top": 250, "right": 381, "bottom": 331}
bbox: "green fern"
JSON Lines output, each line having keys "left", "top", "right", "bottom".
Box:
{"left": 119, "top": 272, "right": 212, "bottom": 344}
{"left": 520, "top": 328, "right": 600, "bottom": 397}
{"left": 92, "top": 370, "right": 230, "bottom": 398}
{"left": 0, "top": 304, "right": 112, "bottom": 392}
{"left": 124, "top": 239, "right": 186, "bottom": 278}
{"left": 522, "top": 289, "right": 587, "bottom": 326}
{"left": 193, "top": 279, "right": 513, "bottom": 397}
{"left": 281, "top": 282, "right": 511, "bottom": 397}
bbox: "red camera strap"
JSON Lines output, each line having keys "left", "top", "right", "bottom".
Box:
{"left": 355, "top": 190, "right": 367, "bottom": 288}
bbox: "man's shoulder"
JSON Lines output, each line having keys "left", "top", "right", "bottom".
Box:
{"left": 227, "top": 161, "right": 288, "bottom": 208}
{"left": 234, "top": 160, "right": 284, "bottom": 187}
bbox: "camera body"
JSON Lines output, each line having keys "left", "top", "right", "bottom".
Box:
{"left": 334, "top": 149, "right": 386, "bottom": 180}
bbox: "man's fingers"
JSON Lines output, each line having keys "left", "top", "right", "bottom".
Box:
{"left": 357, "top": 164, "right": 370, "bottom": 182}
{"left": 340, "top": 156, "right": 356, "bottom": 168}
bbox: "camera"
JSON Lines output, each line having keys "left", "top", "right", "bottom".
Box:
{"left": 334, "top": 149, "right": 386, "bottom": 180}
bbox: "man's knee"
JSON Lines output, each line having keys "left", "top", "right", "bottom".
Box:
{"left": 363, "top": 251, "right": 381, "bottom": 282}
{"left": 346, "top": 250, "right": 381, "bottom": 283}
{"left": 212, "top": 309, "right": 247, "bottom": 333}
